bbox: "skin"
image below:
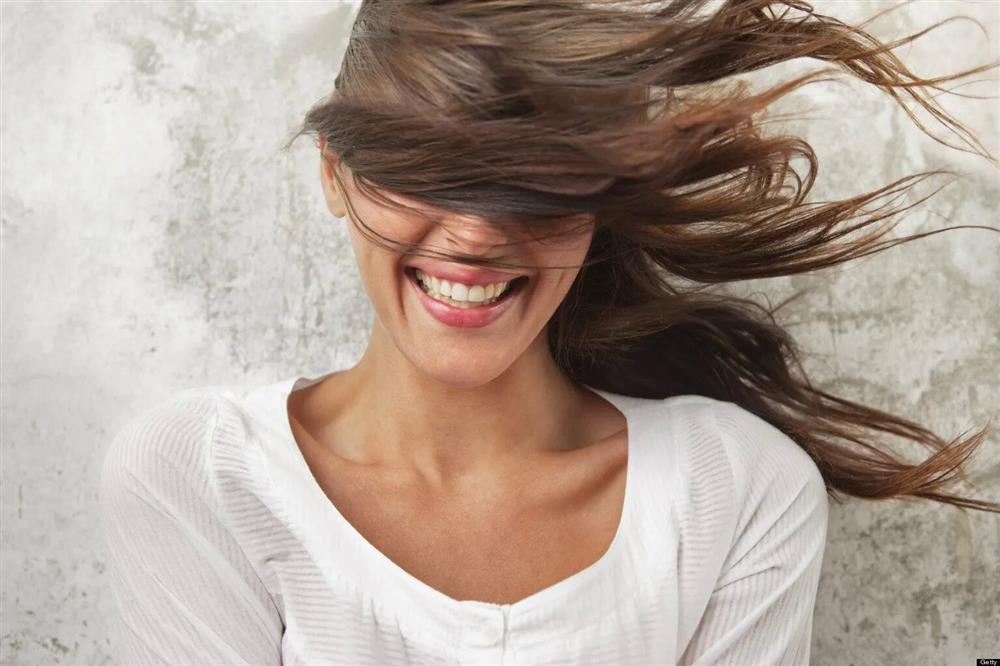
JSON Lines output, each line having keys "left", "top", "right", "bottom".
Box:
{"left": 284, "top": 137, "right": 630, "bottom": 604}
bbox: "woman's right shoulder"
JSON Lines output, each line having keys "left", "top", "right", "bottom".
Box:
{"left": 99, "top": 385, "right": 251, "bottom": 503}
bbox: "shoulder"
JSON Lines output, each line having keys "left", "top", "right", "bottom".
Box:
{"left": 663, "top": 395, "right": 826, "bottom": 497}
{"left": 654, "top": 395, "right": 828, "bottom": 541}
{"left": 715, "top": 400, "right": 828, "bottom": 528}
{"left": 99, "top": 386, "right": 250, "bottom": 506}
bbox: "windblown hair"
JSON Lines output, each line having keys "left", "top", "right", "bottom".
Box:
{"left": 286, "top": 0, "right": 999, "bottom": 513}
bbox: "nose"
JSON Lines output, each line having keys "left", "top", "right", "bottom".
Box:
{"left": 440, "top": 215, "right": 517, "bottom": 256}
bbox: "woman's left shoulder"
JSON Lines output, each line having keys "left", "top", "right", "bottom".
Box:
{"left": 659, "top": 395, "right": 828, "bottom": 511}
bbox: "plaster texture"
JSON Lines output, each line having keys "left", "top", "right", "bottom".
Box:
{"left": 2, "top": 1, "right": 997, "bottom": 664}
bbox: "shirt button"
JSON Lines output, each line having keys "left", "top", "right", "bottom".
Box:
{"left": 462, "top": 617, "right": 504, "bottom": 647}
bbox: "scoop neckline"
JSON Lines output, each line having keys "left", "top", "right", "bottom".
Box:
{"left": 259, "top": 369, "right": 646, "bottom": 632}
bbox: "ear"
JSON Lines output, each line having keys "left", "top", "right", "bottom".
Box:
{"left": 318, "top": 135, "right": 348, "bottom": 219}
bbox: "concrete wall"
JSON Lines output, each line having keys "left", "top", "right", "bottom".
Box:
{"left": 2, "top": 1, "right": 996, "bottom": 663}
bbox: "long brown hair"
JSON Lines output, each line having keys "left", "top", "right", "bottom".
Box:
{"left": 285, "top": 0, "right": 999, "bottom": 513}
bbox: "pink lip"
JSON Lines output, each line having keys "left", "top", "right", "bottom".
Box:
{"left": 405, "top": 262, "right": 527, "bottom": 287}
{"left": 404, "top": 268, "right": 524, "bottom": 329}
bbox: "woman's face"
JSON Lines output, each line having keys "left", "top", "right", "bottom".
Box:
{"left": 320, "top": 149, "right": 595, "bottom": 388}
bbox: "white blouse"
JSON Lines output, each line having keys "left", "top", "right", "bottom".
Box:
{"left": 99, "top": 369, "right": 828, "bottom": 665}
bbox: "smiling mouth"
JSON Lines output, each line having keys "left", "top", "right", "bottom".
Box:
{"left": 404, "top": 267, "right": 529, "bottom": 309}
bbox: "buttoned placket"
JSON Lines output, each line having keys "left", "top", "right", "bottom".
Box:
{"left": 457, "top": 605, "right": 510, "bottom": 664}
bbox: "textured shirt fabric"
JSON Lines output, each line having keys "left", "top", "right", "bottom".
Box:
{"left": 99, "top": 369, "right": 829, "bottom": 666}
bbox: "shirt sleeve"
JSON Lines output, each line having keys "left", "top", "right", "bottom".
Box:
{"left": 678, "top": 401, "right": 829, "bottom": 666}
{"left": 98, "top": 391, "right": 284, "bottom": 665}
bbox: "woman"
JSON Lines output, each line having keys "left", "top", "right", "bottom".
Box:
{"left": 99, "top": 1, "right": 999, "bottom": 664}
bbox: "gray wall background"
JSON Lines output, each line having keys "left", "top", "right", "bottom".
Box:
{"left": 2, "top": 1, "right": 997, "bottom": 663}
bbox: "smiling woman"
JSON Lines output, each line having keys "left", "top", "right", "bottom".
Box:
{"left": 99, "top": 1, "right": 999, "bottom": 665}
{"left": 313, "top": 140, "right": 600, "bottom": 379}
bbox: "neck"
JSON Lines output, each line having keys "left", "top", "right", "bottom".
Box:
{"left": 315, "top": 324, "right": 592, "bottom": 488}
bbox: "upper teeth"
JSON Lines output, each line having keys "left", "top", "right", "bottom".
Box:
{"left": 415, "top": 269, "right": 511, "bottom": 303}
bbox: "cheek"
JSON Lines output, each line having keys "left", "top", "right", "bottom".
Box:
{"left": 349, "top": 204, "right": 428, "bottom": 247}
{"left": 535, "top": 223, "right": 595, "bottom": 279}
{"left": 525, "top": 236, "right": 593, "bottom": 311}
{"left": 344, "top": 206, "right": 432, "bottom": 278}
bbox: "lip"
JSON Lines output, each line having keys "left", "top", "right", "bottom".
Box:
{"left": 404, "top": 267, "right": 527, "bottom": 329}
{"left": 404, "top": 261, "right": 527, "bottom": 287}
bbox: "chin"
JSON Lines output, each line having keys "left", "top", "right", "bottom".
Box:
{"left": 411, "top": 353, "right": 513, "bottom": 390}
